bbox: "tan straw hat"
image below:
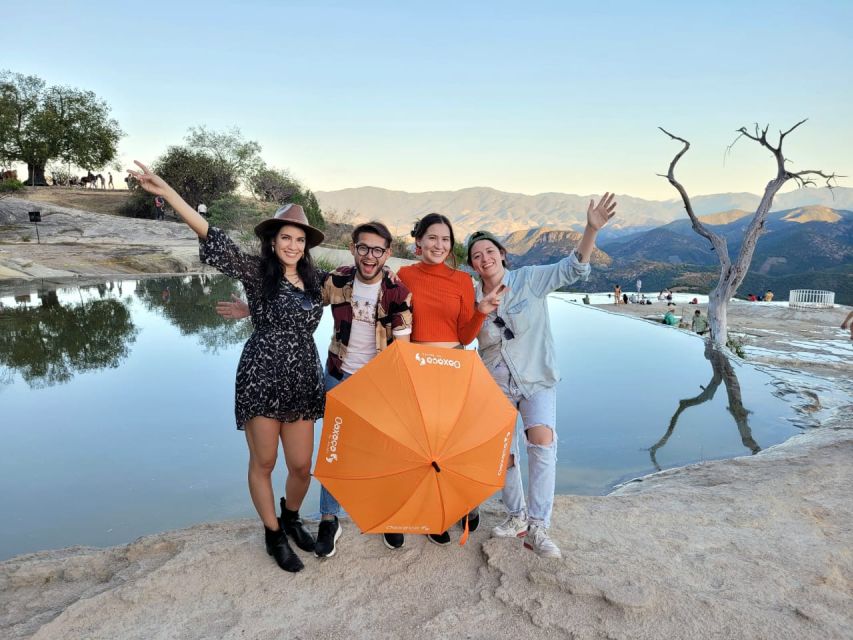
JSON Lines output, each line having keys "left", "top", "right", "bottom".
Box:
{"left": 254, "top": 204, "right": 325, "bottom": 248}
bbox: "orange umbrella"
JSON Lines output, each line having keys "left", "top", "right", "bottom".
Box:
{"left": 314, "top": 341, "right": 517, "bottom": 539}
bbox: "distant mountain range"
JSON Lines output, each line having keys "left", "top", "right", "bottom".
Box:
{"left": 315, "top": 185, "right": 853, "bottom": 240}
{"left": 315, "top": 186, "right": 852, "bottom": 304}
{"left": 600, "top": 206, "right": 853, "bottom": 274}
{"left": 500, "top": 205, "right": 852, "bottom": 304}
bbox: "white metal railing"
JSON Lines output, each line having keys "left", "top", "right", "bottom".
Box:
{"left": 789, "top": 289, "right": 835, "bottom": 309}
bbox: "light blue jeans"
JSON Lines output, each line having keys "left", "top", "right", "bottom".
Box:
{"left": 319, "top": 370, "right": 350, "bottom": 517}
{"left": 489, "top": 359, "right": 557, "bottom": 528}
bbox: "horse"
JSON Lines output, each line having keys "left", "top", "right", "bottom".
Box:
{"left": 80, "top": 172, "right": 103, "bottom": 189}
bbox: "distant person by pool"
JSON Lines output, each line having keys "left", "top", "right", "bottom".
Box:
{"left": 764, "top": 290, "right": 774, "bottom": 302}
{"left": 692, "top": 309, "right": 709, "bottom": 335}
{"left": 841, "top": 311, "right": 853, "bottom": 340}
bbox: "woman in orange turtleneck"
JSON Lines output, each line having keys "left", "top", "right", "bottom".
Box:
{"left": 397, "top": 212, "right": 505, "bottom": 545}
{"left": 397, "top": 213, "right": 504, "bottom": 348}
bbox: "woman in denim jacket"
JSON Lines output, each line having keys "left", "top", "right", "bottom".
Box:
{"left": 467, "top": 193, "right": 616, "bottom": 559}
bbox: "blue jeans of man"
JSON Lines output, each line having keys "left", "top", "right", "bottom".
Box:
{"left": 319, "top": 370, "right": 350, "bottom": 517}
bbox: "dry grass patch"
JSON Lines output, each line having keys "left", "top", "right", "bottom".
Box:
{"left": 19, "top": 187, "right": 132, "bottom": 215}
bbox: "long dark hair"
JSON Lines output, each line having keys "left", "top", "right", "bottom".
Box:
{"left": 259, "top": 224, "right": 321, "bottom": 301}
{"left": 411, "top": 212, "right": 457, "bottom": 268}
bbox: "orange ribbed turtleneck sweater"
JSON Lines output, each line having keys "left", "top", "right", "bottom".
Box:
{"left": 397, "top": 262, "right": 486, "bottom": 345}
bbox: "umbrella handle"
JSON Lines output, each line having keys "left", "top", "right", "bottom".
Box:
{"left": 459, "top": 512, "right": 470, "bottom": 546}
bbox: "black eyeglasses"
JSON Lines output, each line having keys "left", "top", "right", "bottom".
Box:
{"left": 355, "top": 244, "right": 387, "bottom": 258}
{"left": 493, "top": 315, "right": 514, "bottom": 340}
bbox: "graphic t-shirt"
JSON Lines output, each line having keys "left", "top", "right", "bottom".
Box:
{"left": 341, "top": 278, "right": 381, "bottom": 374}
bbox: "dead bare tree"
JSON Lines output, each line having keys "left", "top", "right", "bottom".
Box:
{"left": 658, "top": 120, "right": 840, "bottom": 348}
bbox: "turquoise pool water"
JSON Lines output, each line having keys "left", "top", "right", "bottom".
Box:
{"left": 0, "top": 276, "right": 801, "bottom": 559}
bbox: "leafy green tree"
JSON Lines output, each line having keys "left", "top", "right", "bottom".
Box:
{"left": 120, "top": 146, "right": 238, "bottom": 219}
{"left": 248, "top": 167, "right": 325, "bottom": 230}
{"left": 248, "top": 166, "right": 302, "bottom": 204}
{"left": 185, "top": 126, "right": 263, "bottom": 185}
{"left": 302, "top": 189, "right": 324, "bottom": 230}
{"left": 0, "top": 70, "right": 123, "bottom": 185}
{"left": 207, "top": 194, "right": 277, "bottom": 236}
{"left": 155, "top": 146, "right": 237, "bottom": 207}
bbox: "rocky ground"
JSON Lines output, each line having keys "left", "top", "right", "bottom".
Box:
{"left": 1, "top": 196, "right": 851, "bottom": 639}
{"left": 0, "top": 196, "right": 203, "bottom": 278}
{"left": 1, "top": 419, "right": 849, "bottom": 640}
{"left": 0, "top": 196, "right": 397, "bottom": 279}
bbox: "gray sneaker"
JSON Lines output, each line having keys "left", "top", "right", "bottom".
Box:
{"left": 491, "top": 514, "right": 529, "bottom": 538}
{"left": 523, "top": 524, "right": 562, "bottom": 559}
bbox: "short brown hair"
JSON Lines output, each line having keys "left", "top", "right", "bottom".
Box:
{"left": 352, "top": 221, "right": 393, "bottom": 248}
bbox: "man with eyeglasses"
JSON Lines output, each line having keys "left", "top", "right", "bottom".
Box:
{"left": 217, "top": 221, "right": 413, "bottom": 558}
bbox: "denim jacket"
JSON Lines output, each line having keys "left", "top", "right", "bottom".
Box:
{"left": 474, "top": 252, "right": 590, "bottom": 398}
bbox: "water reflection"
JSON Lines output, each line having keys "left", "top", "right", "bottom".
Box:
{"left": 649, "top": 340, "right": 760, "bottom": 471}
{"left": 0, "top": 287, "right": 138, "bottom": 388}
{"left": 134, "top": 275, "right": 251, "bottom": 352}
{"left": 1, "top": 278, "right": 806, "bottom": 559}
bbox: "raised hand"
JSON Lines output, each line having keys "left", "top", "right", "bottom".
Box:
{"left": 128, "top": 160, "right": 209, "bottom": 238}
{"left": 586, "top": 192, "right": 617, "bottom": 231}
{"left": 216, "top": 294, "right": 250, "bottom": 320}
{"left": 476, "top": 284, "right": 508, "bottom": 315}
{"left": 127, "top": 161, "right": 171, "bottom": 197}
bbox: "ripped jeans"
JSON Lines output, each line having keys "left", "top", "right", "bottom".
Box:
{"left": 489, "top": 359, "right": 557, "bottom": 528}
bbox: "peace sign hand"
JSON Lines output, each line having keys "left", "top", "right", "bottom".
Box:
{"left": 127, "top": 161, "right": 171, "bottom": 197}
{"left": 586, "top": 192, "right": 617, "bottom": 231}
{"left": 476, "top": 284, "right": 508, "bottom": 315}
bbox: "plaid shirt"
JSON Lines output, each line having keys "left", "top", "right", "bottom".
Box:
{"left": 323, "top": 265, "right": 413, "bottom": 380}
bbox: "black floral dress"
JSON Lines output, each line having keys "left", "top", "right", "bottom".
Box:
{"left": 199, "top": 227, "right": 326, "bottom": 430}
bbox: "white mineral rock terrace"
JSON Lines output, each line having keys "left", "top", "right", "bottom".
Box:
{"left": 1, "top": 419, "right": 850, "bottom": 640}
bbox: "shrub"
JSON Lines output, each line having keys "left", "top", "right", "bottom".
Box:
{"left": 0, "top": 178, "right": 25, "bottom": 198}
{"left": 727, "top": 334, "right": 747, "bottom": 359}
{"left": 208, "top": 195, "right": 277, "bottom": 236}
{"left": 118, "top": 188, "right": 157, "bottom": 218}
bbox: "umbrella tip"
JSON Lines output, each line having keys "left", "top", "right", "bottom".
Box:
{"left": 431, "top": 460, "right": 441, "bottom": 472}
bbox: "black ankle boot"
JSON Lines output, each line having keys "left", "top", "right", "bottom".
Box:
{"left": 264, "top": 526, "right": 304, "bottom": 573}
{"left": 280, "top": 497, "right": 316, "bottom": 552}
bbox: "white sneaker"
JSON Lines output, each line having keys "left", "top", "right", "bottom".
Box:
{"left": 523, "top": 525, "right": 562, "bottom": 559}
{"left": 492, "top": 514, "right": 529, "bottom": 538}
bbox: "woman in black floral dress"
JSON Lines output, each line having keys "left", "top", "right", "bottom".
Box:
{"left": 129, "top": 161, "right": 325, "bottom": 573}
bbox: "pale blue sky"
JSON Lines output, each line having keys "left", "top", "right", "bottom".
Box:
{"left": 5, "top": 0, "right": 851, "bottom": 198}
